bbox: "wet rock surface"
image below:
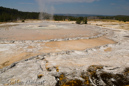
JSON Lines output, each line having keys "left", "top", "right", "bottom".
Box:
{"left": 0, "top": 56, "right": 129, "bottom": 86}
{"left": 55, "top": 66, "right": 129, "bottom": 86}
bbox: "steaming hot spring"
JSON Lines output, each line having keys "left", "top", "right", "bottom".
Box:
{"left": 0, "top": 20, "right": 129, "bottom": 86}
{"left": 21, "top": 21, "right": 62, "bottom": 29}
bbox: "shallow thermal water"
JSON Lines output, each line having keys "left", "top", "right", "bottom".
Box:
{"left": 0, "top": 21, "right": 100, "bottom": 41}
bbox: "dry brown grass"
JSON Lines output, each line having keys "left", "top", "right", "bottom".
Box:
{"left": 118, "top": 24, "right": 129, "bottom": 30}
{"left": 88, "top": 19, "right": 119, "bottom": 22}
{"left": 89, "top": 19, "right": 129, "bottom": 30}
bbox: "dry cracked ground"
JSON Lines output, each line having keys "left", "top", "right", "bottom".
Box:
{"left": 0, "top": 20, "right": 129, "bottom": 86}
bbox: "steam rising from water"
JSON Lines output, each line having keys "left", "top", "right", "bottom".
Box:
{"left": 36, "top": 0, "right": 54, "bottom": 20}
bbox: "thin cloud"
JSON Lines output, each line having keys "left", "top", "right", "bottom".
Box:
{"left": 20, "top": 3, "right": 34, "bottom": 5}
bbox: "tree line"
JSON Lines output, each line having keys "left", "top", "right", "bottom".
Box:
{"left": 53, "top": 15, "right": 87, "bottom": 24}
{"left": 0, "top": 6, "right": 129, "bottom": 23}
{"left": 0, "top": 6, "right": 87, "bottom": 24}
{"left": 96, "top": 15, "right": 129, "bottom": 22}
{"left": 0, "top": 6, "right": 39, "bottom": 22}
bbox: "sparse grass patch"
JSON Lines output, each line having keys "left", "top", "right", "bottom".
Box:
{"left": 119, "top": 24, "right": 129, "bottom": 30}
{"left": 88, "top": 19, "right": 118, "bottom": 22}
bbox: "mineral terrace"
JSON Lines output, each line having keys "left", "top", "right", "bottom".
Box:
{"left": 0, "top": 20, "right": 129, "bottom": 86}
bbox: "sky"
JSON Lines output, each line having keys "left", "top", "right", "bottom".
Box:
{"left": 0, "top": 0, "right": 129, "bottom": 15}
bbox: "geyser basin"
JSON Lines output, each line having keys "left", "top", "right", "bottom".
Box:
{"left": 1, "top": 20, "right": 129, "bottom": 86}
{"left": 0, "top": 21, "right": 100, "bottom": 41}
{"left": 0, "top": 37, "right": 116, "bottom": 69}
{"left": 0, "top": 20, "right": 117, "bottom": 69}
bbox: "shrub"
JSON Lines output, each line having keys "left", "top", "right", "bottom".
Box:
{"left": 76, "top": 19, "right": 81, "bottom": 24}
{"left": 76, "top": 17, "right": 87, "bottom": 24}
{"left": 83, "top": 17, "right": 87, "bottom": 24}
{"left": 22, "top": 20, "right": 25, "bottom": 22}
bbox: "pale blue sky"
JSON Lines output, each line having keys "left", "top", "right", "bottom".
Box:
{"left": 0, "top": 0, "right": 129, "bottom": 15}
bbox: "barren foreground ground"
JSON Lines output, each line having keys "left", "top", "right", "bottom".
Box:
{"left": 0, "top": 20, "right": 129, "bottom": 86}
